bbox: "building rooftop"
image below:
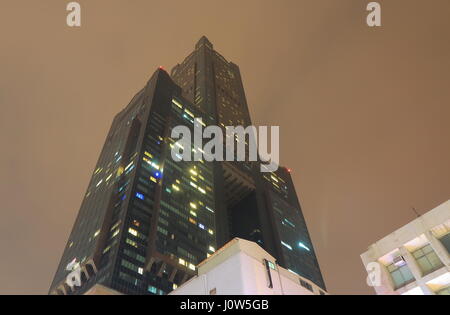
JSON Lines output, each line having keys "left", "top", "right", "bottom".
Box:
{"left": 361, "top": 200, "right": 450, "bottom": 295}
{"left": 363, "top": 200, "right": 450, "bottom": 258}
{"left": 171, "top": 238, "right": 327, "bottom": 295}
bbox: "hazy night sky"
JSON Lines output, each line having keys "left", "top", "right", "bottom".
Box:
{"left": 0, "top": 0, "right": 449, "bottom": 295}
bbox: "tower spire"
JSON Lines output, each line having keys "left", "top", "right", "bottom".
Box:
{"left": 195, "top": 36, "right": 213, "bottom": 49}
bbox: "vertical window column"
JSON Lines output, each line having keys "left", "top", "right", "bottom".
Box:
{"left": 385, "top": 261, "right": 415, "bottom": 290}
{"left": 424, "top": 230, "right": 450, "bottom": 267}
{"left": 398, "top": 246, "right": 434, "bottom": 295}
{"left": 377, "top": 263, "right": 399, "bottom": 295}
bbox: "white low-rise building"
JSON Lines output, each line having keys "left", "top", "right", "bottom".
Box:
{"left": 361, "top": 200, "right": 450, "bottom": 295}
{"left": 170, "top": 238, "right": 327, "bottom": 295}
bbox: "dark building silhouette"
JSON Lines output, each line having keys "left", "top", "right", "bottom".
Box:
{"left": 49, "top": 37, "right": 325, "bottom": 295}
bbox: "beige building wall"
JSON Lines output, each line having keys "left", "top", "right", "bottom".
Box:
{"left": 171, "top": 238, "right": 327, "bottom": 295}
{"left": 361, "top": 200, "right": 450, "bottom": 295}
{"left": 84, "top": 284, "right": 122, "bottom": 295}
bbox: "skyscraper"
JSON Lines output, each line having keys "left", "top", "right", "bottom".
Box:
{"left": 49, "top": 37, "right": 325, "bottom": 295}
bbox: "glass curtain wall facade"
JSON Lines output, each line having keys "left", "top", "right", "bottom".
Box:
{"left": 49, "top": 37, "right": 326, "bottom": 294}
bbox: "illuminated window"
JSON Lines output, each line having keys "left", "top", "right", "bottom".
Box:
{"left": 123, "top": 249, "right": 145, "bottom": 263}
{"left": 157, "top": 226, "right": 168, "bottom": 235}
{"left": 298, "top": 242, "right": 311, "bottom": 251}
{"left": 281, "top": 241, "right": 292, "bottom": 250}
{"left": 126, "top": 239, "right": 138, "bottom": 248}
{"left": 283, "top": 219, "right": 296, "bottom": 228}
{"left": 124, "top": 161, "right": 134, "bottom": 171}
{"left": 184, "top": 109, "right": 194, "bottom": 117}
{"left": 267, "top": 261, "right": 276, "bottom": 270}
{"left": 148, "top": 286, "right": 158, "bottom": 294}
{"left": 119, "top": 272, "right": 140, "bottom": 286}
{"left": 111, "top": 229, "right": 120, "bottom": 238}
{"left": 172, "top": 98, "right": 183, "bottom": 109}
{"left": 110, "top": 221, "right": 121, "bottom": 231}
{"left": 128, "top": 228, "right": 138, "bottom": 236}
{"left": 190, "top": 169, "right": 198, "bottom": 176}
{"left": 121, "top": 259, "right": 144, "bottom": 275}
